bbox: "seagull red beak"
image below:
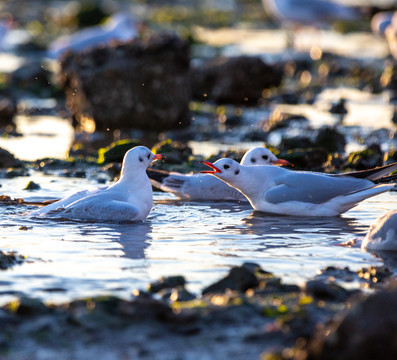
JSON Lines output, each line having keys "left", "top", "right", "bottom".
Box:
{"left": 199, "top": 161, "right": 222, "bottom": 174}
{"left": 153, "top": 154, "right": 166, "bottom": 161}
{"left": 271, "top": 158, "right": 293, "bottom": 167}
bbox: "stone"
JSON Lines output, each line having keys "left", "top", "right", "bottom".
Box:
{"left": 0, "top": 97, "right": 17, "bottom": 126}
{"left": 306, "top": 288, "right": 397, "bottom": 360}
{"left": 59, "top": 33, "right": 191, "bottom": 132}
{"left": 278, "top": 148, "right": 329, "bottom": 170}
{"left": 304, "top": 280, "right": 349, "bottom": 302}
{"left": 97, "top": 139, "right": 141, "bottom": 164}
{"left": 23, "top": 181, "right": 41, "bottom": 190}
{"left": 0, "top": 148, "right": 20, "bottom": 169}
{"left": 346, "top": 143, "right": 383, "bottom": 170}
{"left": 11, "top": 62, "right": 52, "bottom": 96}
{"left": 192, "top": 56, "right": 283, "bottom": 104}
{"left": 314, "top": 127, "right": 346, "bottom": 153}
{"left": 148, "top": 275, "right": 186, "bottom": 293}
{"left": 202, "top": 265, "right": 259, "bottom": 295}
{"left": 151, "top": 139, "right": 192, "bottom": 164}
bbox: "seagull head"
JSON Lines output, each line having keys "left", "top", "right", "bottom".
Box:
{"left": 240, "top": 147, "right": 292, "bottom": 167}
{"left": 200, "top": 158, "right": 242, "bottom": 182}
{"left": 122, "top": 146, "right": 165, "bottom": 176}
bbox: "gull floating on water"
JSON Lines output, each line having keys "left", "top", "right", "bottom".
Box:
{"left": 32, "top": 146, "right": 164, "bottom": 222}
{"left": 147, "top": 147, "right": 291, "bottom": 201}
{"left": 201, "top": 159, "right": 397, "bottom": 217}
{"left": 48, "top": 12, "right": 137, "bottom": 59}
{"left": 362, "top": 211, "right": 397, "bottom": 251}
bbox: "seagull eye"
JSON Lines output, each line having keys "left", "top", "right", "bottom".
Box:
{"left": 262, "top": 155, "right": 269, "bottom": 160}
{"left": 139, "top": 157, "right": 143, "bottom": 162}
{"left": 147, "top": 154, "right": 150, "bottom": 159}
{"left": 251, "top": 158, "right": 256, "bottom": 163}
{"left": 223, "top": 164, "right": 230, "bottom": 170}
{"left": 235, "top": 170, "right": 239, "bottom": 175}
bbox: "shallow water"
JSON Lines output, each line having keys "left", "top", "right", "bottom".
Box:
{"left": 1, "top": 172, "right": 396, "bottom": 304}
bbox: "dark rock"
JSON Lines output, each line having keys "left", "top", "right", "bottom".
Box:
{"left": 10, "top": 62, "right": 52, "bottom": 96}
{"left": 0, "top": 97, "right": 17, "bottom": 126}
{"left": 306, "top": 288, "right": 397, "bottom": 360}
{"left": 264, "top": 111, "right": 309, "bottom": 132}
{"left": 151, "top": 139, "right": 192, "bottom": 164}
{"left": 279, "top": 148, "right": 328, "bottom": 170}
{"left": 5, "top": 168, "right": 29, "bottom": 178}
{"left": 23, "top": 181, "right": 41, "bottom": 190}
{"left": 167, "top": 286, "right": 196, "bottom": 302}
{"left": 316, "top": 266, "right": 357, "bottom": 282}
{"left": 384, "top": 149, "right": 397, "bottom": 164}
{"left": 0, "top": 251, "right": 25, "bottom": 270}
{"left": 0, "top": 148, "right": 20, "bottom": 168}
{"left": 322, "top": 153, "right": 345, "bottom": 173}
{"left": 279, "top": 137, "right": 315, "bottom": 151}
{"left": 59, "top": 33, "right": 191, "bottom": 132}
{"left": 148, "top": 275, "right": 186, "bottom": 293}
{"left": 6, "top": 297, "right": 49, "bottom": 316}
{"left": 314, "top": 127, "right": 346, "bottom": 153}
{"left": 192, "top": 56, "right": 283, "bottom": 104}
{"left": 357, "top": 266, "right": 392, "bottom": 286}
{"left": 202, "top": 265, "right": 259, "bottom": 295}
{"left": 305, "top": 280, "right": 349, "bottom": 302}
{"left": 329, "top": 98, "right": 348, "bottom": 115}
{"left": 346, "top": 143, "right": 383, "bottom": 170}
{"left": 97, "top": 139, "right": 141, "bottom": 164}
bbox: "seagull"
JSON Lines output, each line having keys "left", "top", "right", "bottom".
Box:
{"left": 362, "top": 211, "right": 397, "bottom": 251}
{"left": 32, "top": 146, "right": 165, "bottom": 221}
{"left": 371, "top": 11, "right": 394, "bottom": 37}
{"left": 48, "top": 12, "right": 138, "bottom": 59}
{"left": 262, "top": 0, "right": 359, "bottom": 26}
{"left": 147, "top": 147, "right": 291, "bottom": 201}
{"left": 200, "top": 159, "right": 397, "bottom": 217}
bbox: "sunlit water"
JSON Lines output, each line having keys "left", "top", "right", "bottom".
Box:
{"left": 1, "top": 172, "right": 396, "bottom": 305}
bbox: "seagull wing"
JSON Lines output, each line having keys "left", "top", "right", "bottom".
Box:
{"left": 264, "top": 172, "right": 374, "bottom": 204}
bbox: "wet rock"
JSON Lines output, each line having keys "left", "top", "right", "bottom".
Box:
{"left": 148, "top": 275, "right": 186, "bottom": 293}
{"left": 322, "top": 153, "right": 345, "bottom": 173}
{"left": 97, "top": 139, "right": 141, "bottom": 164}
{"left": 346, "top": 144, "right": 383, "bottom": 170}
{"left": 306, "top": 288, "right": 397, "bottom": 360}
{"left": 59, "top": 33, "right": 191, "bottom": 132}
{"left": 383, "top": 149, "right": 397, "bottom": 165}
{"left": 10, "top": 62, "right": 53, "bottom": 96}
{"left": 316, "top": 266, "right": 357, "bottom": 282}
{"left": 0, "top": 251, "right": 25, "bottom": 270}
{"left": 23, "top": 181, "right": 41, "bottom": 190}
{"left": 151, "top": 139, "right": 192, "bottom": 164}
{"left": 357, "top": 266, "right": 392, "bottom": 286}
{"left": 304, "top": 280, "right": 350, "bottom": 302}
{"left": 329, "top": 98, "right": 348, "bottom": 115}
{"left": 0, "top": 148, "right": 20, "bottom": 168}
{"left": 192, "top": 56, "right": 283, "bottom": 104}
{"left": 5, "top": 297, "right": 49, "bottom": 316}
{"left": 278, "top": 148, "right": 329, "bottom": 170}
{"left": 314, "top": 127, "right": 346, "bottom": 153}
{"left": 279, "top": 137, "right": 315, "bottom": 151}
{"left": 5, "top": 168, "right": 29, "bottom": 178}
{"left": 167, "top": 286, "right": 196, "bottom": 302}
{"left": 263, "top": 110, "right": 309, "bottom": 132}
{"left": 202, "top": 265, "right": 259, "bottom": 295}
{"left": 0, "top": 97, "right": 17, "bottom": 126}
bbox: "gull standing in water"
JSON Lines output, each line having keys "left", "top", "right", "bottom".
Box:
{"left": 201, "top": 159, "right": 397, "bottom": 217}
{"left": 32, "top": 146, "right": 165, "bottom": 222}
{"left": 147, "top": 147, "right": 291, "bottom": 201}
{"left": 362, "top": 211, "right": 397, "bottom": 251}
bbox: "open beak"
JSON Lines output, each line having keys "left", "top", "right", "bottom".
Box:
{"left": 153, "top": 154, "right": 166, "bottom": 161}
{"left": 271, "top": 158, "right": 293, "bottom": 167}
{"left": 199, "top": 161, "right": 222, "bottom": 174}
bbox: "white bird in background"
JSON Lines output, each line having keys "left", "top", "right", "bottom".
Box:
{"left": 32, "top": 146, "right": 165, "bottom": 222}
{"left": 200, "top": 159, "right": 397, "bottom": 217}
{"left": 147, "top": 147, "right": 291, "bottom": 201}
{"left": 362, "top": 211, "right": 397, "bottom": 251}
{"left": 48, "top": 12, "right": 138, "bottom": 58}
{"left": 262, "top": 0, "right": 359, "bottom": 26}
{"left": 371, "top": 11, "right": 394, "bottom": 37}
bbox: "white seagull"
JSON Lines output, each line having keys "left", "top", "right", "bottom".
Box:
{"left": 362, "top": 211, "right": 397, "bottom": 251}
{"left": 200, "top": 159, "right": 397, "bottom": 217}
{"left": 147, "top": 147, "right": 291, "bottom": 201}
{"left": 262, "top": 0, "right": 359, "bottom": 26}
{"left": 48, "top": 12, "right": 137, "bottom": 59}
{"left": 32, "top": 146, "right": 165, "bottom": 221}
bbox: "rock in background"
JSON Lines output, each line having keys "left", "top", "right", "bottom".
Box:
{"left": 192, "top": 56, "right": 283, "bottom": 104}
{"left": 59, "top": 33, "right": 191, "bottom": 132}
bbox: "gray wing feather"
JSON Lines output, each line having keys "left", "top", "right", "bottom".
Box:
{"left": 264, "top": 172, "right": 373, "bottom": 204}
